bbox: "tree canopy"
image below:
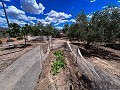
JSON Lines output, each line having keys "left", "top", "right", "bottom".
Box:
{"left": 63, "top": 6, "right": 120, "bottom": 48}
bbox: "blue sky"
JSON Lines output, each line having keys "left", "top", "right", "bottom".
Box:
{"left": 0, "top": 0, "right": 120, "bottom": 29}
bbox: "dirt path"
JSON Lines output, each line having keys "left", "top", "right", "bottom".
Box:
{"left": 35, "top": 48, "right": 92, "bottom": 90}
{"left": 35, "top": 49, "right": 72, "bottom": 90}
{"left": 35, "top": 39, "right": 72, "bottom": 90}
{"left": 35, "top": 38, "right": 93, "bottom": 90}
{"left": 35, "top": 39, "right": 120, "bottom": 90}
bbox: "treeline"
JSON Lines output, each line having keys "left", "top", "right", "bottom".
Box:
{"left": 4, "top": 23, "right": 60, "bottom": 38}
{"left": 63, "top": 6, "right": 120, "bottom": 48}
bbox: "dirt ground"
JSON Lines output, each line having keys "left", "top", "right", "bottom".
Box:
{"left": 0, "top": 40, "right": 39, "bottom": 73}
{"left": 35, "top": 39, "right": 120, "bottom": 90}
{"left": 78, "top": 45, "right": 120, "bottom": 78}
{"left": 35, "top": 48, "right": 92, "bottom": 90}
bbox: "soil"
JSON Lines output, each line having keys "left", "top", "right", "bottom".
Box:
{"left": 35, "top": 39, "right": 120, "bottom": 90}
{"left": 72, "top": 42, "right": 120, "bottom": 83}
{"left": 0, "top": 40, "right": 40, "bottom": 73}
{"left": 35, "top": 48, "right": 92, "bottom": 90}
{"left": 79, "top": 44, "right": 120, "bottom": 77}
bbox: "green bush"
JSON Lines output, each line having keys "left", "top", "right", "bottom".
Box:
{"left": 53, "top": 50, "right": 63, "bottom": 57}
{"left": 51, "top": 50, "right": 65, "bottom": 75}
{"left": 17, "top": 36, "right": 23, "bottom": 40}
{"left": 0, "top": 40, "right": 2, "bottom": 44}
{"left": 7, "top": 39, "right": 14, "bottom": 42}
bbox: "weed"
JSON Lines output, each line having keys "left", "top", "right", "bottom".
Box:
{"left": 7, "top": 39, "right": 14, "bottom": 42}
{"left": 51, "top": 50, "right": 65, "bottom": 75}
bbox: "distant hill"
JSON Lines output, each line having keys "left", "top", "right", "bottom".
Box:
{"left": 0, "top": 27, "right": 8, "bottom": 31}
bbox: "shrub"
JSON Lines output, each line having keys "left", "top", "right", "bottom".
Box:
{"left": 51, "top": 50, "right": 65, "bottom": 75}
{"left": 17, "top": 36, "right": 23, "bottom": 40}
{"left": 7, "top": 39, "right": 15, "bottom": 42}
{"left": 53, "top": 50, "right": 63, "bottom": 57}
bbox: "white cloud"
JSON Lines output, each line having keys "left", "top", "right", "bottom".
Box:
{"left": 102, "top": 6, "right": 108, "bottom": 9}
{"left": 0, "top": 9, "right": 5, "bottom": 17}
{"left": 55, "top": 26, "right": 63, "bottom": 30}
{"left": 55, "top": 19, "right": 76, "bottom": 26}
{"left": 0, "top": 2, "right": 7, "bottom": 7}
{"left": 20, "top": 0, "right": 45, "bottom": 14}
{"left": 0, "top": 17, "right": 8, "bottom": 27}
{"left": 0, "top": 17, "right": 6, "bottom": 23}
{"left": 39, "top": 10, "right": 72, "bottom": 25}
{"left": 45, "top": 10, "right": 71, "bottom": 22}
{"left": 3, "top": 0, "right": 10, "bottom": 1}
{"left": 70, "top": 19, "right": 76, "bottom": 23}
{"left": 28, "top": 16, "right": 36, "bottom": 21}
{"left": 6, "top": 6, "right": 28, "bottom": 21}
{"left": 118, "top": 0, "right": 120, "bottom": 2}
{"left": 37, "top": 10, "right": 72, "bottom": 26}
{"left": 9, "top": 19, "right": 27, "bottom": 26}
{"left": 37, "top": 10, "right": 73, "bottom": 26}
{"left": 37, "top": 19, "right": 50, "bottom": 25}
{"left": 55, "top": 20, "right": 68, "bottom": 26}
{"left": 0, "top": 16, "right": 34, "bottom": 27}
{"left": 29, "top": 21, "right": 35, "bottom": 25}
{"left": 90, "top": 0, "right": 96, "bottom": 3}
{"left": 6, "top": 6, "right": 36, "bottom": 21}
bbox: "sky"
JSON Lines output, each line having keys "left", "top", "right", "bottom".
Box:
{"left": 0, "top": 0, "right": 120, "bottom": 29}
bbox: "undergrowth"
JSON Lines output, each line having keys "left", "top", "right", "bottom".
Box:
{"left": 51, "top": 50, "right": 65, "bottom": 75}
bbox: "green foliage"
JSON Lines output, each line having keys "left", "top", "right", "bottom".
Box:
{"left": 7, "top": 39, "right": 14, "bottom": 42}
{"left": 62, "top": 24, "right": 69, "bottom": 34}
{"left": 7, "top": 23, "right": 21, "bottom": 37}
{"left": 16, "top": 36, "right": 23, "bottom": 40}
{"left": 51, "top": 50, "right": 65, "bottom": 75}
{"left": 66, "top": 6, "right": 120, "bottom": 47}
{"left": 53, "top": 50, "right": 63, "bottom": 57}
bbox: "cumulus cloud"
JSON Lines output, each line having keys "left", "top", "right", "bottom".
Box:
{"left": 37, "top": 10, "right": 72, "bottom": 25}
{"left": 45, "top": 10, "right": 71, "bottom": 22}
{"left": 55, "top": 20, "right": 68, "bottom": 26}
{"left": 0, "top": 5, "right": 37, "bottom": 27}
{"left": 55, "top": 26, "right": 63, "bottom": 30}
{"left": 37, "top": 19, "right": 50, "bottom": 25}
{"left": 6, "top": 6, "right": 28, "bottom": 21}
{"left": 0, "top": 17, "right": 8, "bottom": 27}
{"left": 0, "top": 9, "right": 5, "bottom": 17}
{"left": 3, "top": 0, "right": 10, "bottom": 1}
{"left": 55, "top": 19, "right": 76, "bottom": 26}
{"left": 0, "top": 16, "right": 34, "bottom": 27}
{"left": 9, "top": 19, "right": 27, "bottom": 26}
{"left": 29, "top": 21, "right": 35, "bottom": 25}
{"left": 118, "top": 0, "right": 120, "bottom": 2}
{"left": 20, "top": 0, "right": 45, "bottom": 14}
{"left": 37, "top": 10, "right": 73, "bottom": 26}
{"left": 6, "top": 6, "right": 36, "bottom": 21}
{"left": 70, "top": 19, "right": 76, "bottom": 23}
{"left": 0, "top": 17, "right": 6, "bottom": 23}
{"left": 0, "top": 2, "right": 7, "bottom": 7}
{"left": 90, "top": 0, "right": 96, "bottom": 3}
{"left": 28, "top": 16, "right": 36, "bottom": 21}
{"left": 102, "top": 6, "right": 108, "bottom": 9}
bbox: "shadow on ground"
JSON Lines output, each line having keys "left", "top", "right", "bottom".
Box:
{"left": 72, "top": 43, "right": 120, "bottom": 61}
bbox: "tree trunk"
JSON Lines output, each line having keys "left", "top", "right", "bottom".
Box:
{"left": 0, "top": 0, "right": 10, "bottom": 28}
{"left": 24, "top": 36, "right": 27, "bottom": 47}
